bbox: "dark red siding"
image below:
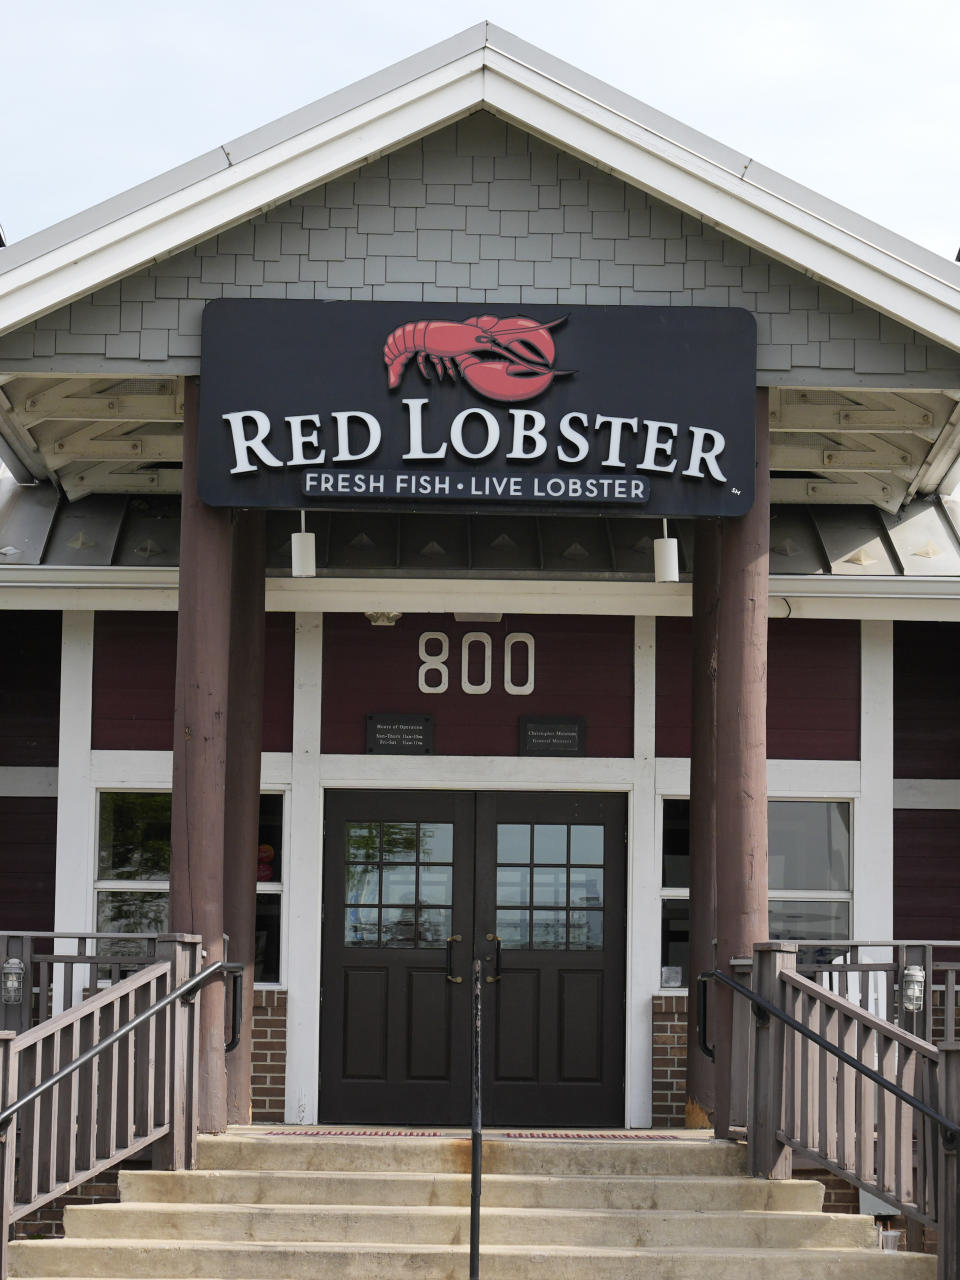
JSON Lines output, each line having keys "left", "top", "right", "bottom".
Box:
{"left": 321, "top": 614, "right": 634, "bottom": 756}
{"left": 0, "top": 797, "right": 56, "bottom": 932}
{"left": 894, "top": 809, "right": 960, "bottom": 939}
{"left": 0, "top": 612, "right": 61, "bottom": 766}
{"left": 656, "top": 617, "right": 861, "bottom": 759}
{"left": 894, "top": 622, "right": 960, "bottom": 779}
{"left": 92, "top": 612, "right": 295, "bottom": 751}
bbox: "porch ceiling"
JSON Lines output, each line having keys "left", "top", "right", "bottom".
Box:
{"left": 1, "top": 373, "right": 959, "bottom": 513}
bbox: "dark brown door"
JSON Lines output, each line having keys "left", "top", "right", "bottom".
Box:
{"left": 319, "top": 790, "right": 625, "bottom": 1126}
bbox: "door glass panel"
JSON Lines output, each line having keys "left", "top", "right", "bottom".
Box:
{"left": 497, "top": 909, "right": 530, "bottom": 947}
{"left": 346, "top": 823, "right": 380, "bottom": 862}
{"left": 497, "top": 824, "right": 530, "bottom": 863}
{"left": 382, "top": 823, "right": 418, "bottom": 861}
{"left": 532, "top": 910, "right": 566, "bottom": 948}
{"left": 532, "top": 867, "right": 565, "bottom": 906}
{"left": 345, "top": 906, "right": 379, "bottom": 946}
{"left": 418, "top": 908, "right": 451, "bottom": 946}
{"left": 420, "top": 824, "right": 453, "bottom": 863}
{"left": 382, "top": 867, "right": 416, "bottom": 903}
{"left": 569, "top": 868, "right": 603, "bottom": 907}
{"left": 497, "top": 867, "right": 530, "bottom": 906}
{"left": 419, "top": 866, "right": 453, "bottom": 905}
{"left": 570, "top": 825, "right": 604, "bottom": 865}
{"left": 533, "top": 825, "right": 566, "bottom": 863}
{"left": 345, "top": 866, "right": 379, "bottom": 904}
{"left": 382, "top": 907, "right": 417, "bottom": 946}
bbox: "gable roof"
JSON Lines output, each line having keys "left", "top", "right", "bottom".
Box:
{"left": 1, "top": 23, "right": 959, "bottom": 351}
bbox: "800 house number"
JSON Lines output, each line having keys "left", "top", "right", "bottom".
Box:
{"left": 418, "top": 632, "right": 535, "bottom": 695}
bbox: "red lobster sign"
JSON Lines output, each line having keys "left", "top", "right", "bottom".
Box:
{"left": 383, "top": 314, "right": 568, "bottom": 404}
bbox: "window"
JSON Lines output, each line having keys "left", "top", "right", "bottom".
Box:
{"left": 659, "top": 798, "right": 852, "bottom": 986}
{"left": 95, "top": 791, "right": 285, "bottom": 983}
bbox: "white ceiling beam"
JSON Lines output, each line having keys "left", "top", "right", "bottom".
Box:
{"left": 770, "top": 438, "right": 918, "bottom": 472}
{"left": 47, "top": 433, "right": 182, "bottom": 466}
{"left": 771, "top": 473, "right": 906, "bottom": 512}
{"left": 59, "top": 464, "right": 183, "bottom": 500}
{"left": 16, "top": 389, "right": 183, "bottom": 424}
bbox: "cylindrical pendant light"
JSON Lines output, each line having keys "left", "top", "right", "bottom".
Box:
{"left": 291, "top": 510, "right": 316, "bottom": 578}
{"left": 654, "top": 517, "right": 679, "bottom": 583}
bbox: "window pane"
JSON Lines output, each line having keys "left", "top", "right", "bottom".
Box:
{"left": 533, "top": 825, "right": 566, "bottom": 864}
{"left": 98, "top": 793, "right": 171, "bottom": 881}
{"left": 345, "top": 866, "right": 379, "bottom": 904}
{"left": 532, "top": 910, "right": 566, "bottom": 948}
{"left": 346, "top": 823, "right": 380, "bottom": 862}
{"left": 254, "top": 895, "right": 281, "bottom": 983}
{"left": 257, "top": 794, "right": 283, "bottom": 882}
{"left": 569, "top": 868, "right": 603, "bottom": 908}
{"left": 661, "top": 799, "right": 690, "bottom": 889}
{"left": 420, "top": 824, "right": 453, "bottom": 863}
{"left": 382, "top": 823, "right": 417, "bottom": 862}
{"left": 769, "top": 802, "right": 850, "bottom": 892}
{"left": 382, "top": 867, "right": 416, "bottom": 904}
{"left": 497, "top": 825, "right": 530, "bottom": 864}
{"left": 345, "top": 906, "right": 378, "bottom": 946}
{"left": 570, "top": 825, "right": 604, "bottom": 865}
{"left": 532, "top": 867, "right": 565, "bottom": 906}
{"left": 661, "top": 900, "right": 689, "bottom": 985}
{"left": 769, "top": 899, "right": 850, "bottom": 941}
{"left": 419, "top": 867, "right": 453, "bottom": 906}
{"left": 569, "top": 910, "right": 603, "bottom": 950}
{"left": 418, "top": 908, "right": 451, "bottom": 948}
{"left": 498, "top": 867, "right": 530, "bottom": 907}
{"left": 381, "top": 907, "right": 417, "bottom": 946}
{"left": 497, "top": 909, "right": 529, "bottom": 948}
{"left": 97, "top": 890, "right": 168, "bottom": 935}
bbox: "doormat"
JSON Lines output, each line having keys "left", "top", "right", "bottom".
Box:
{"left": 264, "top": 1129, "right": 444, "bottom": 1137}
{"left": 501, "top": 1132, "right": 687, "bottom": 1140}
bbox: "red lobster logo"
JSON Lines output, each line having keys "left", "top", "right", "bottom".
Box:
{"left": 383, "top": 314, "right": 568, "bottom": 404}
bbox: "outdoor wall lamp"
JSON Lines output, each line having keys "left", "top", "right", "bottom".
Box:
{"left": 902, "top": 964, "right": 925, "bottom": 1013}
{"left": 291, "top": 511, "right": 316, "bottom": 578}
{"left": 654, "top": 518, "right": 679, "bottom": 583}
{"left": 1, "top": 957, "right": 25, "bottom": 1005}
{"left": 365, "top": 611, "right": 403, "bottom": 626}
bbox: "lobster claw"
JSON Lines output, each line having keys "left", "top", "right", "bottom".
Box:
{"left": 458, "top": 357, "right": 557, "bottom": 404}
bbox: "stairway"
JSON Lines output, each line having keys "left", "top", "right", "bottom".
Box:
{"left": 9, "top": 1129, "right": 936, "bottom": 1278}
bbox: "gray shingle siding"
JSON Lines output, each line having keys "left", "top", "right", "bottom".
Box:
{"left": 1, "top": 112, "right": 958, "bottom": 384}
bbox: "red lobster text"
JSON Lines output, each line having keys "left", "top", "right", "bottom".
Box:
{"left": 383, "top": 314, "right": 567, "bottom": 404}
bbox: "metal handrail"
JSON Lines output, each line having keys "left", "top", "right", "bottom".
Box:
{"left": 0, "top": 959, "right": 244, "bottom": 1135}
{"left": 699, "top": 967, "right": 960, "bottom": 1148}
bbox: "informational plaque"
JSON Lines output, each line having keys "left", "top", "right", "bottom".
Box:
{"left": 519, "top": 716, "right": 586, "bottom": 757}
{"left": 366, "top": 713, "right": 434, "bottom": 754}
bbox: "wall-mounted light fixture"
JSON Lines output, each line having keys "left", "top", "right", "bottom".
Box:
{"left": 1, "top": 957, "right": 24, "bottom": 1005}
{"left": 291, "top": 511, "right": 316, "bottom": 578}
{"left": 365, "top": 611, "right": 403, "bottom": 627}
{"left": 902, "top": 964, "right": 925, "bottom": 1013}
{"left": 654, "top": 518, "right": 679, "bottom": 583}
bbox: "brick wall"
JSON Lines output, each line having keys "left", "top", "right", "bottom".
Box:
{"left": 252, "top": 987, "right": 287, "bottom": 1122}
{"left": 651, "top": 994, "right": 687, "bottom": 1126}
{"left": 2, "top": 113, "right": 957, "bottom": 385}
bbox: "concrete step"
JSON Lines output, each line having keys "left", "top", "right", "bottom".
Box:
{"left": 120, "top": 1168, "right": 826, "bottom": 1212}
{"left": 7, "top": 1239, "right": 937, "bottom": 1279}
{"left": 196, "top": 1134, "right": 748, "bottom": 1177}
{"left": 61, "top": 1203, "right": 877, "bottom": 1250}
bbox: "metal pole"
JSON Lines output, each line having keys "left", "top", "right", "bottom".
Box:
{"left": 470, "top": 957, "right": 482, "bottom": 1280}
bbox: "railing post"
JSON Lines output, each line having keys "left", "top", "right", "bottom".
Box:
{"left": 1, "top": 1032, "right": 17, "bottom": 1279}
{"left": 749, "top": 942, "right": 795, "bottom": 1179}
{"left": 937, "top": 1042, "right": 960, "bottom": 1280}
{"left": 153, "top": 936, "right": 201, "bottom": 1172}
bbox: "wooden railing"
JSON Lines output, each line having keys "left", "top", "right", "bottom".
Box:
{"left": 705, "top": 942, "right": 960, "bottom": 1280}
{"left": 0, "top": 932, "right": 162, "bottom": 1035}
{"left": 0, "top": 935, "right": 236, "bottom": 1279}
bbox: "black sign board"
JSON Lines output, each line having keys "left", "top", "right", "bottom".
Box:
{"left": 519, "top": 716, "right": 586, "bottom": 757}
{"left": 197, "top": 300, "right": 756, "bottom": 517}
{"left": 365, "top": 713, "right": 434, "bottom": 755}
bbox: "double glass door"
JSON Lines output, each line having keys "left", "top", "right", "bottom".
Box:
{"left": 320, "top": 790, "right": 625, "bottom": 1126}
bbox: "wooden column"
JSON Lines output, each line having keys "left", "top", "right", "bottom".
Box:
{"left": 685, "top": 518, "right": 721, "bottom": 1126}
{"left": 713, "top": 387, "right": 771, "bottom": 1138}
{"left": 169, "top": 376, "right": 233, "bottom": 1134}
{"left": 223, "top": 509, "right": 266, "bottom": 1124}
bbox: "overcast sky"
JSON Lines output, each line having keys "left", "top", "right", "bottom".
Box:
{"left": 3, "top": 0, "right": 959, "bottom": 262}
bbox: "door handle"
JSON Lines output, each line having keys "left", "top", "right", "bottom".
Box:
{"left": 485, "top": 933, "right": 502, "bottom": 983}
{"left": 446, "top": 934, "right": 463, "bottom": 983}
